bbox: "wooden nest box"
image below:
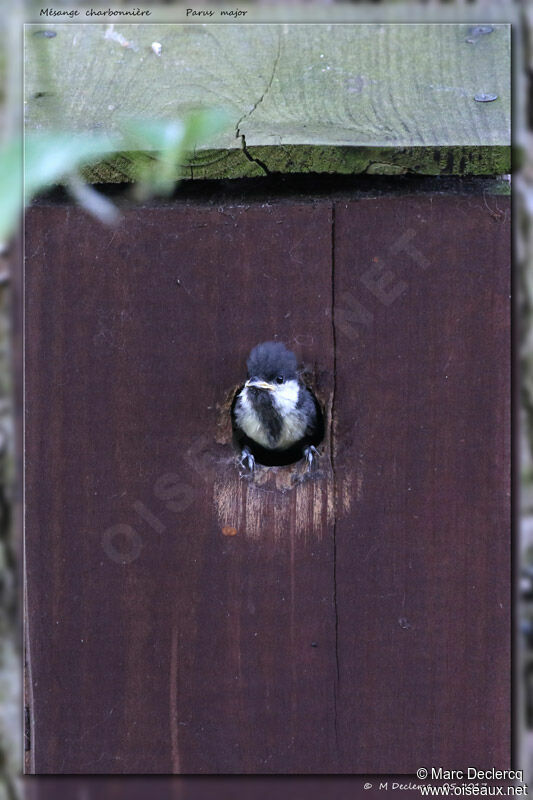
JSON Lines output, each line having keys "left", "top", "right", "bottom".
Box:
{"left": 24, "top": 23, "right": 510, "bottom": 774}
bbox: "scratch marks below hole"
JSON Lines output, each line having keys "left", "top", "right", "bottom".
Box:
{"left": 214, "top": 468, "right": 333, "bottom": 542}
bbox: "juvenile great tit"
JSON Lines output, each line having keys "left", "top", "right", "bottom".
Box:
{"left": 231, "top": 341, "right": 324, "bottom": 471}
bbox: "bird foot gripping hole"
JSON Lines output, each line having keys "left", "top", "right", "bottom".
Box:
{"left": 237, "top": 445, "right": 320, "bottom": 475}
{"left": 236, "top": 447, "right": 324, "bottom": 491}
{"left": 290, "top": 449, "right": 325, "bottom": 485}
{"left": 304, "top": 445, "right": 320, "bottom": 471}
{"left": 238, "top": 447, "right": 256, "bottom": 476}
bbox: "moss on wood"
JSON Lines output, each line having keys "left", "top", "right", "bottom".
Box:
{"left": 25, "top": 22, "right": 511, "bottom": 181}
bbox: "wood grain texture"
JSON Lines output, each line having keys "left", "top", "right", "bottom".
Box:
{"left": 333, "top": 194, "right": 511, "bottom": 772}
{"left": 24, "top": 23, "right": 510, "bottom": 181}
{"left": 24, "top": 188, "right": 510, "bottom": 774}
{"left": 25, "top": 201, "right": 338, "bottom": 774}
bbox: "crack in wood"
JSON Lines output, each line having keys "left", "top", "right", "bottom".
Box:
{"left": 235, "top": 30, "right": 282, "bottom": 176}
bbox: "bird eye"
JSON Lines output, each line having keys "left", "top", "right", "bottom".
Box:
{"left": 275, "top": 376, "right": 284, "bottom": 384}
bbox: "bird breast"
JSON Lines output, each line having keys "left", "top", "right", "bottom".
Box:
{"left": 234, "top": 381, "right": 307, "bottom": 451}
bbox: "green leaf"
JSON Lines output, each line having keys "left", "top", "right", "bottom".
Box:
{"left": 0, "top": 132, "right": 120, "bottom": 245}
{"left": 0, "top": 109, "right": 231, "bottom": 244}
{"left": 120, "top": 118, "right": 187, "bottom": 152}
{"left": 121, "top": 109, "right": 230, "bottom": 195}
{"left": 121, "top": 109, "right": 230, "bottom": 153}
{"left": 180, "top": 108, "right": 232, "bottom": 151}
{"left": 0, "top": 139, "right": 23, "bottom": 245}
{"left": 24, "top": 132, "right": 120, "bottom": 199}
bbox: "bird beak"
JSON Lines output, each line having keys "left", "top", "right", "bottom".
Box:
{"left": 245, "top": 379, "right": 276, "bottom": 391}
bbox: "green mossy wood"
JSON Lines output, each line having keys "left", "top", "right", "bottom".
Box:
{"left": 24, "top": 23, "right": 510, "bottom": 181}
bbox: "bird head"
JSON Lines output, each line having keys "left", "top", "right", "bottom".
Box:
{"left": 244, "top": 341, "right": 300, "bottom": 407}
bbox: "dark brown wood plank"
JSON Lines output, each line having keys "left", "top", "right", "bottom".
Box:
{"left": 25, "top": 189, "right": 510, "bottom": 775}
{"left": 333, "top": 194, "right": 510, "bottom": 772}
{"left": 24, "top": 200, "right": 337, "bottom": 774}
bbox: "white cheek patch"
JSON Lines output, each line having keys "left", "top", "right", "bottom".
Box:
{"left": 273, "top": 380, "right": 300, "bottom": 414}
{"left": 272, "top": 380, "right": 307, "bottom": 449}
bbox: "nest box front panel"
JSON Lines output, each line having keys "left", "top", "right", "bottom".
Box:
{"left": 24, "top": 191, "right": 509, "bottom": 773}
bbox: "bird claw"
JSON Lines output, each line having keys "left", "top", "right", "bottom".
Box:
{"left": 304, "top": 445, "right": 319, "bottom": 471}
{"left": 239, "top": 448, "right": 255, "bottom": 473}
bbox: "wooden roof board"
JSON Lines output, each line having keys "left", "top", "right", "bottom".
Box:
{"left": 24, "top": 23, "right": 511, "bottom": 181}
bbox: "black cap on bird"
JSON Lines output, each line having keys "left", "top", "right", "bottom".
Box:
{"left": 232, "top": 341, "right": 323, "bottom": 470}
